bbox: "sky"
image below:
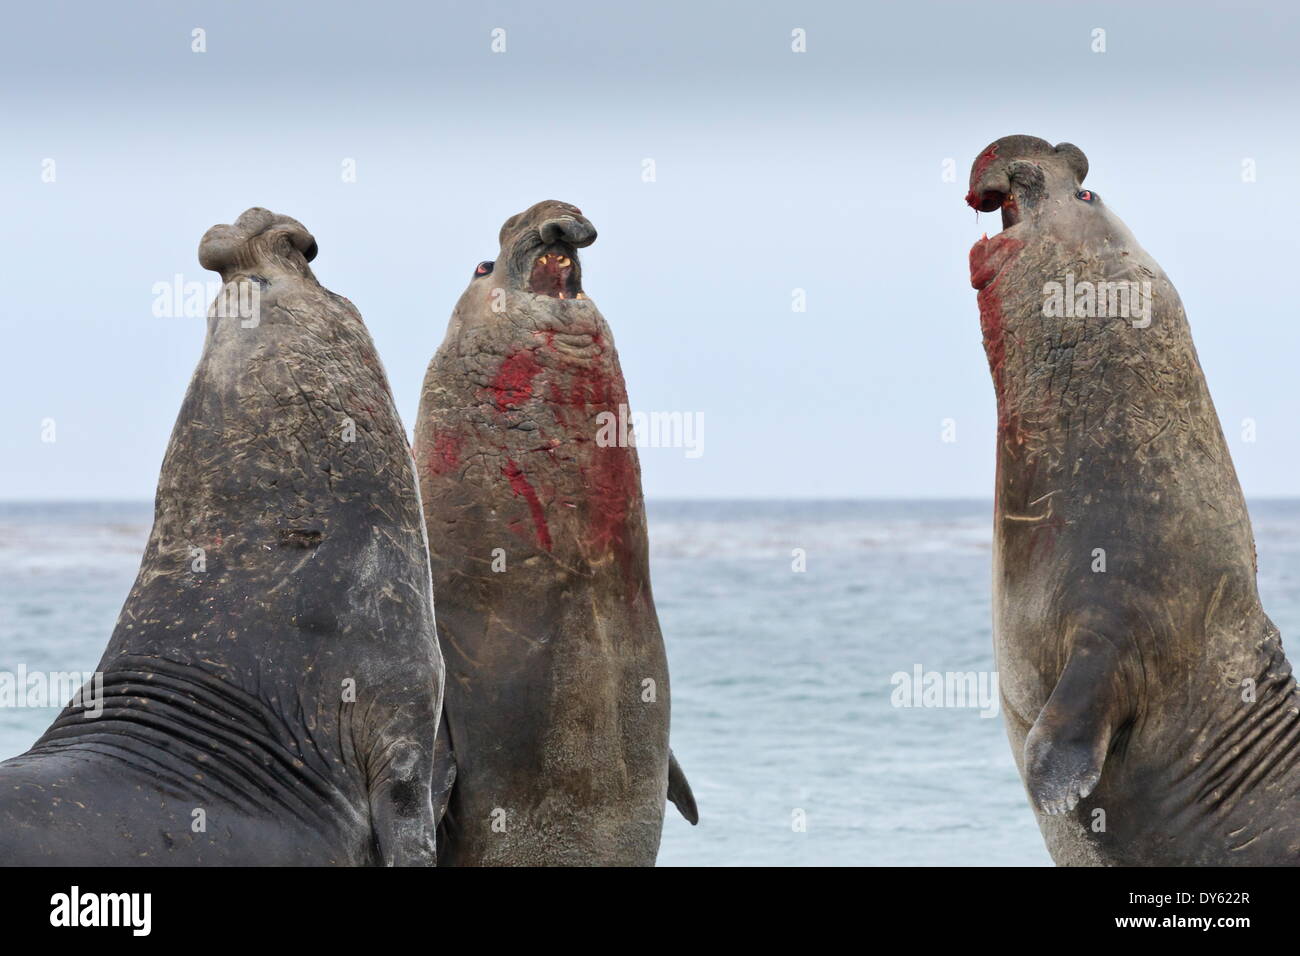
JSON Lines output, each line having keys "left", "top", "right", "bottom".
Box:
{"left": 3, "top": 0, "right": 1299, "bottom": 499}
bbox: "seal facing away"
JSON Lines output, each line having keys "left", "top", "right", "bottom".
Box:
{"left": 414, "top": 201, "right": 697, "bottom": 865}
{"left": 0, "top": 209, "right": 444, "bottom": 865}
{"left": 968, "top": 136, "right": 1300, "bottom": 865}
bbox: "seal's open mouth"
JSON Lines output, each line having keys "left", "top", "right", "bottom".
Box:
{"left": 967, "top": 189, "right": 1020, "bottom": 231}
{"left": 967, "top": 189, "right": 1024, "bottom": 290}
{"left": 528, "top": 249, "right": 586, "bottom": 299}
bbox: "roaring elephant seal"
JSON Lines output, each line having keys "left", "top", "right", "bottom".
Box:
{"left": 968, "top": 135, "right": 1300, "bottom": 865}
{"left": 0, "top": 208, "right": 444, "bottom": 865}
{"left": 413, "top": 200, "right": 697, "bottom": 865}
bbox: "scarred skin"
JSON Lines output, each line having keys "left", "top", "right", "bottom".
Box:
{"left": 414, "top": 201, "right": 695, "bottom": 866}
{"left": 968, "top": 136, "right": 1300, "bottom": 865}
{"left": 0, "top": 208, "right": 444, "bottom": 866}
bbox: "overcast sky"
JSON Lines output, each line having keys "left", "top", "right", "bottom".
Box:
{"left": 3, "top": 0, "right": 1298, "bottom": 499}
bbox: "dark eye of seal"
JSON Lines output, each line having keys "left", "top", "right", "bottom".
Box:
{"left": 1076, "top": 190, "right": 1096, "bottom": 202}
{"left": 475, "top": 260, "right": 494, "bottom": 277}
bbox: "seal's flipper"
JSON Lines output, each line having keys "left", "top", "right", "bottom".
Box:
{"left": 432, "top": 710, "right": 457, "bottom": 829}
{"left": 667, "top": 750, "right": 699, "bottom": 825}
{"left": 1024, "top": 630, "right": 1130, "bottom": 816}
{"left": 367, "top": 737, "right": 439, "bottom": 867}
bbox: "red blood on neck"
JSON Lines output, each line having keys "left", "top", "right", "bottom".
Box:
{"left": 427, "top": 430, "right": 462, "bottom": 476}
{"left": 970, "top": 235, "right": 1025, "bottom": 442}
{"left": 487, "top": 349, "right": 543, "bottom": 411}
{"left": 502, "top": 458, "right": 552, "bottom": 551}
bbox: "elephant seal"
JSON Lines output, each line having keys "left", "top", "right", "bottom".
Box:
{"left": 968, "top": 135, "right": 1300, "bottom": 865}
{"left": 0, "top": 208, "right": 444, "bottom": 865}
{"left": 413, "top": 200, "right": 696, "bottom": 866}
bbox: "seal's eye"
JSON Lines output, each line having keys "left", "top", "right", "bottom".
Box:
{"left": 1076, "top": 190, "right": 1096, "bottom": 202}
{"left": 475, "top": 260, "right": 494, "bottom": 277}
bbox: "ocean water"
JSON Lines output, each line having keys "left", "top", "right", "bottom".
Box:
{"left": 7, "top": 499, "right": 1300, "bottom": 866}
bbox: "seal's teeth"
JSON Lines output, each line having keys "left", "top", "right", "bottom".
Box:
{"left": 557, "top": 292, "right": 566, "bottom": 299}
{"left": 576, "top": 292, "right": 587, "bottom": 299}
{"left": 557, "top": 256, "right": 571, "bottom": 267}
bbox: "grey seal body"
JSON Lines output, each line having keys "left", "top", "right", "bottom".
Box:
{"left": 413, "top": 201, "right": 696, "bottom": 866}
{"left": 968, "top": 137, "right": 1300, "bottom": 865}
{"left": 0, "top": 208, "right": 444, "bottom": 866}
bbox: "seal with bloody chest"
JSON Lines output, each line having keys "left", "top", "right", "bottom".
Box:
{"left": 414, "top": 200, "right": 696, "bottom": 865}
{"left": 969, "top": 136, "right": 1300, "bottom": 864}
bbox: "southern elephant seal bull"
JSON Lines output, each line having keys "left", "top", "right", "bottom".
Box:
{"left": 968, "top": 135, "right": 1300, "bottom": 865}
{"left": 413, "top": 200, "right": 696, "bottom": 866}
{"left": 0, "top": 208, "right": 444, "bottom": 865}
